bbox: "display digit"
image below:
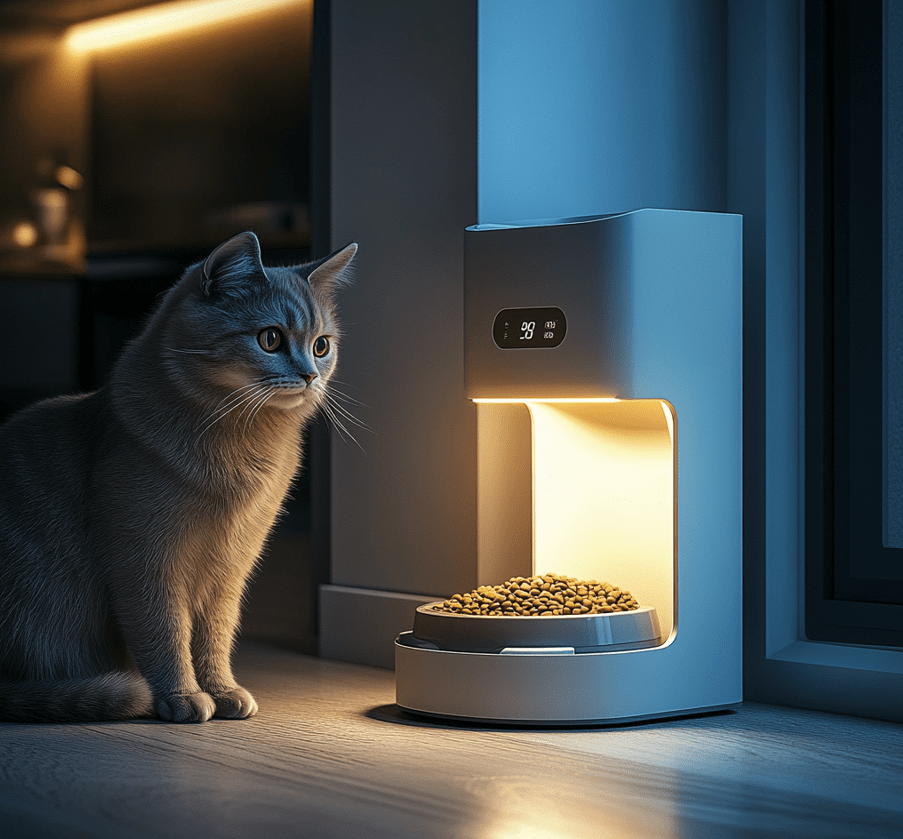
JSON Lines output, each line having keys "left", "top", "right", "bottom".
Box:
{"left": 493, "top": 307, "right": 567, "bottom": 349}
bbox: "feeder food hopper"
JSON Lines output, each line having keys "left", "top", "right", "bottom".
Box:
{"left": 395, "top": 209, "right": 743, "bottom": 724}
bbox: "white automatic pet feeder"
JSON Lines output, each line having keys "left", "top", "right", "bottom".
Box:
{"left": 395, "top": 209, "right": 743, "bottom": 724}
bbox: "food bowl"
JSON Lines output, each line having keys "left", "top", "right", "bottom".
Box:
{"left": 407, "top": 603, "right": 662, "bottom": 654}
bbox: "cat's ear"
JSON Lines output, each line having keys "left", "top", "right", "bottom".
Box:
{"left": 202, "top": 231, "right": 265, "bottom": 297}
{"left": 306, "top": 243, "right": 358, "bottom": 295}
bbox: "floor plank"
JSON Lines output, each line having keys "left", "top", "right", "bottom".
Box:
{"left": 1, "top": 644, "right": 901, "bottom": 838}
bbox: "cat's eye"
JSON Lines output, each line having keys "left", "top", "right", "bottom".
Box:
{"left": 258, "top": 327, "right": 283, "bottom": 353}
{"left": 313, "top": 336, "right": 330, "bottom": 358}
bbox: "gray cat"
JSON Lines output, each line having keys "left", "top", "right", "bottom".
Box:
{"left": 0, "top": 231, "right": 356, "bottom": 723}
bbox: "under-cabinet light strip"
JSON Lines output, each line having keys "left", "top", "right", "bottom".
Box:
{"left": 65, "top": 0, "right": 307, "bottom": 53}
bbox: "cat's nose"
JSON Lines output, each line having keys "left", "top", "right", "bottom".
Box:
{"left": 302, "top": 372, "right": 318, "bottom": 385}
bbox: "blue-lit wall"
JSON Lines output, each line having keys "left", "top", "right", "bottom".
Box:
{"left": 478, "top": 0, "right": 727, "bottom": 222}
{"left": 326, "top": 0, "right": 734, "bottom": 666}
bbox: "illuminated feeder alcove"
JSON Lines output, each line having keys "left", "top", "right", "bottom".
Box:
{"left": 476, "top": 398, "right": 674, "bottom": 641}
{"left": 408, "top": 397, "right": 673, "bottom": 660}
{"left": 395, "top": 209, "right": 743, "bottom": 725}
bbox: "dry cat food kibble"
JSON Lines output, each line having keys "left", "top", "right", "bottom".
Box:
{"left": 436, "top": 573, "right": 639, "bottom": 616}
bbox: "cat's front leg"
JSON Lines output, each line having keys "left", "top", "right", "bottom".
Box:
{"left": 111, "top": 585, "right": 217, "bottom": 723}
{"left": 192, "top": 581, "right": 258, "bottom": 720}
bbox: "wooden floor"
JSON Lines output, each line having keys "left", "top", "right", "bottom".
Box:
{"left": 1, "top": 644, "right": 901, "bottom": 839}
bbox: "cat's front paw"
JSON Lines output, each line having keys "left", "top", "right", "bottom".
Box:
{"left": 156, "top": 692, "right": 217, "bottom": 723}
{"left": 210, "top": 686, "right": 258, "bottom": 719}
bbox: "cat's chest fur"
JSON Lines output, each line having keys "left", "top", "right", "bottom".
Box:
{"left": 192, "top": 425, "right": 301, "bottom": 565}
{"left": 99, "top": 404, "right": 302, "bottom": 576}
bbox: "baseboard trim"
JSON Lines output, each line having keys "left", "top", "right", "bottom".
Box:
{"left": 319, "top": 584, "right": 438, "bottom": 669}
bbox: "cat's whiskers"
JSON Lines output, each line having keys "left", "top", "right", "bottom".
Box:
{"left": 321, "top": 388, "right": 372, "bottom": 432}
{"left": 203, "top": 382, "right": 262, "bottom": 425}
{"left": 199, "top": 388, "right": 264, "bottom": 438}
{"left": 212, "top": 381, "right": 261, "bottom": 409}
{"left": 318, "top": 398, "right": 355, "bottom": 446}
{"left": 164, "top": 347, "right": 214, "bottom": 355}
{"left": 200, "top": 378, "right": 367, "bottom": 442}
{"left": 197, "top": 383, "right": 267, "bottom": 439}
{"left": 246, "top": 390, "right": 276, "bottom": 431}
{"left": 325, "top": 377, "right": 369, "bottom": 407}
{"left": 318, "top": 377, "right": 371, "bottom": 420}
{"left": 240, "top": 384, "right": 278, "bottom": 433}
{"left": 318, "top": 388, "right": 370, "bottom": 451}
{"left": 236, "top": 385, "right": 277, "bottom": 425}
{"left": 326, "top": 389, "right": 369, "bottom": 410}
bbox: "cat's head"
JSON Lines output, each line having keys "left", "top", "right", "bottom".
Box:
{"left": 162, "top": 231, "right": 356, "bottom": 421}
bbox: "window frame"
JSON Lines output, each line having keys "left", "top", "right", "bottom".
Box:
{"left": 803, "top": 0, "right": 903, "bottom": 648}
{"left": 735, "top": 0, "right": 903, "bottom": 722}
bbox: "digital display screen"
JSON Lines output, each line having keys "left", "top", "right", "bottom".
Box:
{"left": 492, "top": 307, "right": 567, "bottom": 349}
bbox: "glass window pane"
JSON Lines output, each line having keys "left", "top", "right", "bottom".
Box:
{"left": 884, "top": 0, "right": 903, "bottom": 547}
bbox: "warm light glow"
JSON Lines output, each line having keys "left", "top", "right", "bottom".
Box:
{"left": 65, "top": 0, "right": 307, "bottom": 53}
{"left": 12, "top": 222, "right": 39, "bottom": 248}
{"left": 54, "top": 166, "right": 84, "bottom": 191}
{"left": 528, "top": 400, "right": 676, "bottom": 638}
{"left": 473, "top": 397, "right": 621, "bottom": 404}
{"left": 476, "top": 398, "right": 676, "bottom": 640}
